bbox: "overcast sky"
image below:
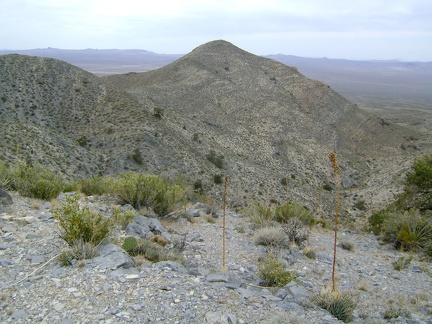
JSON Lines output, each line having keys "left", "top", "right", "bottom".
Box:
{"left": 1, "top": 0, "right": 431, "bottom": 61}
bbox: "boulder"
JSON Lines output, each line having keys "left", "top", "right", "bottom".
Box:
{"left": 0, "top": 189, "right": 13, "bottom": 206}
{"left": 125, "top": 215, "right": 172, "bottom": 242}
{"left": 91, "top": 244, "right": 135, "bottom": 270}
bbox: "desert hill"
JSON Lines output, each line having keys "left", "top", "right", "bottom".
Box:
{"left": 103, "top": 40, "right": 423, "bottom": 211}
{"left": 0, "top": 40, "right": 427, "bottom": 215}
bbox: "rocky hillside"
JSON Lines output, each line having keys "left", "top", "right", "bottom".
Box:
{"left": 0, "top": 40, "right": 428, "bottom": 216}
{"left": 103, "top": 40, "right": 425, "bottom": 213}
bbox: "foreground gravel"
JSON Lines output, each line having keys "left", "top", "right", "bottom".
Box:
{"left": 1, "top": 192, "right": 431, "bottom": 323}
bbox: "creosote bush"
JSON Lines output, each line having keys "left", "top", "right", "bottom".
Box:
{"left": 112, "top": 172, "right": 186, "bottom": 216}
{"left": 53, "top": 194, "right": 110, "bottom": 246}
{"left": 8, "top": 162, "right": 65, "bottom": 200}
{"left": 275, "top": 202, "right": 314, "bottom": 225}
{"left": 258, "top": 253, "right": 294, "bottom": 287}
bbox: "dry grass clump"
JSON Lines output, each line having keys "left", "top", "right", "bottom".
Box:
{"left": 253, "top": 227, "right": 289, "bottom": 248}
{"left": 339, "top": 239, "right": 355, "bottom": 251}
{"left": 392, "top": 255, "right": 413, "bottom": 271}
{"left": 58, "top": 239, "right": 99, "bottom": 266}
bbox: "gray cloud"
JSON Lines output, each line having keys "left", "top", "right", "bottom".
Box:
{"left": 1, "top": 0, "right": 431, "bottom": 60}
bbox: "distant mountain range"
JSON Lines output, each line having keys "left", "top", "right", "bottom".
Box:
{"left": 1, "top": 40, "right": 430, "bottom": 215}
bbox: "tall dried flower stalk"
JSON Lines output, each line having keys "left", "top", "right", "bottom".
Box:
{"left": 329, "top": 152, "right": 340, "bottom": 292}
{"left": 222, "top": 176, "right": 228, "bottom": 271}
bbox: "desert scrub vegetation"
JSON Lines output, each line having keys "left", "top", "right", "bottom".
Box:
{"left": 312, "top": 288, "right": 356, "bottom": 323}
{"left": 121, "top": 236, "right": 182, "bottom": 264}
{"left": 253, "top": 227, "right": 289, "bottom": 248}
{"left": 206, "top": 150, "right": 224, "bottom": 169}
{"left": 369, "top": 153, "right": 432, "bottom": 257}
{"left": 258, "top": 253, "right": 294, "bottom": 287}
{"left": 53, "top": 194, "right": 110, "bottom": 246}
{"left": 6, "top": 161, "right": 65, "bottom": 200}
{"left": 275, "top": 202, "right": 314, "bottom": 225}
{"left": 74, "top": 176, "right": 113, "bottom": 196}
{"left": 111, "top": 172, "right": 186, "bottom": 216}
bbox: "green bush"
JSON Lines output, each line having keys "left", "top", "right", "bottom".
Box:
{"left": 244, "top": 202, "right": 275, "bottom": 227}
{"left": 9, "top": 162, "right": 65, "bottom": 200}
{"left": 206, "top": 150, "right": 224, "bottom": 169}
{"left": 313, "top": 289, "right": 356, "bottom": 323}
{"left": 53, "top": 194, "right": 110, "bottom": 246}
{"left": 406, "top": 153, "right": 432, "bottom": 190}
{"left": 275, "top": 202, "right": 314, "bottom": 225}
{"left": 0, "top": 160, "right": 11, "bottom": 190}
{"left": 258, "top": 253, "right": 294, "bottom": 287}
{"left": 213, "top": 174, "right": 223, "bottom": 184}
{"left": 110, "top": 206, "right": 136, "bottom": 229}
{"left": 380, "top": 209, "right": 432, "bottom": 252}
{"left": 122, "top": 237, "right": 182, "bottom": 263}
{"left": 112, "top": 172, "right": 186, "bottom": 216}
{"left": 77, "top": 176, "right": 113, "bottom": 196}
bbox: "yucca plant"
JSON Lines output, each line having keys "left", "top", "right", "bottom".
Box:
{"left": 313, "top": 288, "right": 356, "bottom": 322}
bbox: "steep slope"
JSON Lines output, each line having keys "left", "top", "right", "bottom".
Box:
{"left": 0, "top": 54, "right": 172, "bottom": 178}
{"left": 103, "top": 40, "right": 422, "bottom": 212}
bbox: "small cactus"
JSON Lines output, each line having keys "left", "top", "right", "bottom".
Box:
{"left": 122, "top": 236, "right": 138, "bottom": 253}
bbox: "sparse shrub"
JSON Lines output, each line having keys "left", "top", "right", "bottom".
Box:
{"left": 110, "top": 206, "right": 136, "bottom": 229}
{"left": 323, "top": 183, "right": 333, "bottom": 191}
{"left": 303, "top": 246, "right": 317, "bottom": 259}
{"left": 77, "top": 176, "right": 112, "bottom": 196}
{"left": 383, "top": 306, "right": 410, "bottom": 319}
{"left": 58, "top": 239, "right": 99, "bottom": 266}
{"left": 213, "top": 174, "right": 223, "bottom": 184}
{"left": 53, "top": 194, "right": 110, "bottom": 246}
{"left": 193, "top": 179, "right": 203, "bottom": 194}
{"left": 244, "top": 202, "right": 275, "bottom": 227}
{"left": 392, "top": 256, "right": 413, "bottom": 271}
{"left": 379, "top": 208, "right": 432, "bottom": 252}
{"left": 131, "top": 148, "right": 143, "bottom": 165}
{"left": 153, "top": 107, "right": 164, "bottom": 119}
{"left": 254, "top": 227, "right": 288, "bottom": 248}
{"left": 112, "top": 172, "right": 186, "bottom": 215}
{"left": 275, "top": 202, "right": 314, "bottom": 225}
{"left": 9, "top": 162, "right": 65, "bottom": 200}
{"left": 313, "top": 288, "right": 356, "bottom": 322}
{"left": 340, "top": 239, "right": 355, "bottom": 251}
{"left": 77, "top": 135, "right": 88, "bottom": 147}
{"left": 206, "top": 150, "right": 224, "bottom": 169}
{"left": 281, "top": 218, "right": 307, "bottom": 246}
{"left": 406, "top": 152, "right": 432, "bottom": 191}
{"left": 258, "top": 253, "right": 294, "bottom": 287}
{"left": 0, "top": 160, "right": 11, "bottom": 190}
{"left": 122, "top": 237, "right": 182, "bottom": 263}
